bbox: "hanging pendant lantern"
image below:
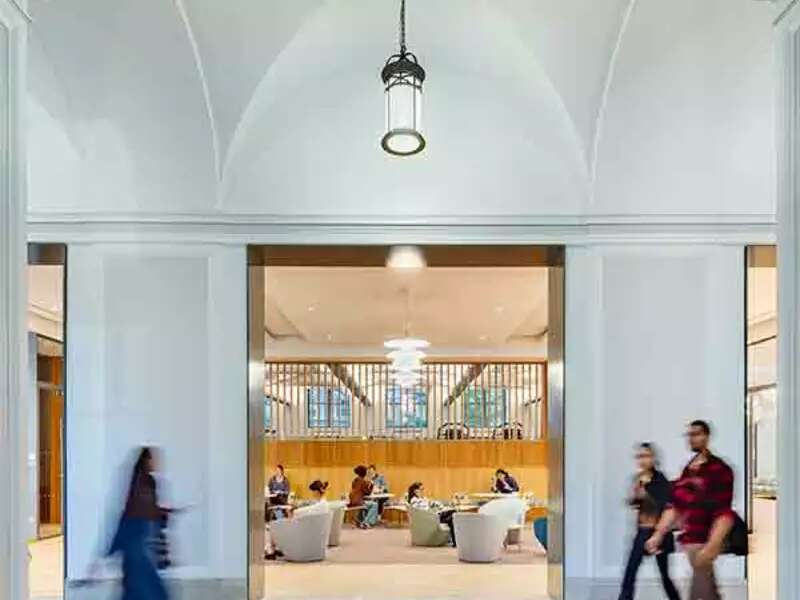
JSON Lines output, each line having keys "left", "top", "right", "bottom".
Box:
{"left": 381, "top": 0, "right": 426, "bottom": 156}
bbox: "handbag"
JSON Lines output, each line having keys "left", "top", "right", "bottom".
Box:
{"left": 721, "top": 511, "right": 748, "bottom": 556}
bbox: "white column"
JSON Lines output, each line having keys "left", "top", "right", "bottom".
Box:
{"left": 564, "top": 245, "right": 746, "bottom": 600}
{"left": 776, "top": 6, "right": 800, "bottom": 600}
{"left": 65, "top": 243, "right": 248, "bottom": 600}
{"left": 0, "top": 2, "right": 27, "bottom": 600}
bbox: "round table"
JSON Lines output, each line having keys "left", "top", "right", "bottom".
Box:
{"left": 468, "top": 492, "right": 508, "bottom": 503}
{"left": 366, "top": 493, "right": 394, "bottom": 500}
{"left": 381, "top": 504, "right": 409, "bottom": 528}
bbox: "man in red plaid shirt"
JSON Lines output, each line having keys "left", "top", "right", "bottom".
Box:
{"left": 646, "top": 420, "right": 734, "bottom": 600}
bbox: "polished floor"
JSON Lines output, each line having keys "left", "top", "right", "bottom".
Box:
{"left": 266, "top": 526, "right": 546, "bottom": 600}
{"left": 28, "top": 499, "right": 777, "bottom": 600}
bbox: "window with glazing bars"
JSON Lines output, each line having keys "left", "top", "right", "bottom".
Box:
{"left": 307, "top": 387, "right": 352, "bottom": 428}
{"left": 463, "top": 387, "right": 508, "bottom": 428}
{"left": 264, "top": 396, "right": 273, "bottom": 432}
{"left": 386, "top": 386, "right": 428, "bottom": 428}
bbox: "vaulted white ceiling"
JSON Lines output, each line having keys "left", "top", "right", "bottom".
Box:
{"left": 27, "top": 0, "right": 775, "bottom": 218}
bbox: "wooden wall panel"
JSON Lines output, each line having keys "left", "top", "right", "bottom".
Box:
{"left": 37, "top": 355, "right": 64, "bottom": 526}
{"left": 264, "top": 440, "right": 548, "bottom": 503}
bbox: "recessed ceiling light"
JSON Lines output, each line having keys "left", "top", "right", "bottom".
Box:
{"left": 307, "top": 305, "right": 316, "bottom": 312}
{"left": 387, "top": 245, "right": 426, "bottom": 270}
{"left": 479, "top": 335, "right": 488, "bottom": 342}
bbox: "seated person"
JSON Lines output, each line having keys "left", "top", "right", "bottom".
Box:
{"left": 493, "top": 468, "right": 519, "bottom": 494}
{"left": 349, "top": 465, "right": 379, "bottom": 529}
{"left": 299, "top": 479, "right": 329, "bottom": 514}
{"left": 266, "top": 479, "right": 330, "bottom": 560}
{"left": 367, "top": 464, "right": 389, "bottom": 515}
{"left": 408, "top": 481, "right": 456, "bottom": 546}
{"left": 267, "top": 464, "right": 291, "bottom": 519}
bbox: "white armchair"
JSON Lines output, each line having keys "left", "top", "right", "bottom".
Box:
{"left": 292, "top": 500, "right": 345, "bottom": 547}
{"left": 479, "top": 497, "right": 527, "bottom": 549}
{"left": 453, "top": 513, "right": 507, "bottom": 563}
{"left": 270, "top": 511, "right": 333, "bottom": 562}
{"left": 327, "top": 501, "right": 346, "bottom": 547}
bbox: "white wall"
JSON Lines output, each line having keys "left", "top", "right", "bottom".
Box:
{"left": 565, "top": 245, "right": 746, "bottom": 597}
{"left": 65, "top": 244, "right": 247, "bottom": 586}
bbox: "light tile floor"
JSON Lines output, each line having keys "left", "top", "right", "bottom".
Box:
{"left": 28, "top": 499, "right": 777, "bottom": 600}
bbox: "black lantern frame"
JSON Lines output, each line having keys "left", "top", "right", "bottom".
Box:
{"left": 380, "top": 0, "right": 426, "bottom": 156}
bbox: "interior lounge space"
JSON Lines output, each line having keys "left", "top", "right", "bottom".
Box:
{"left": 25, "top": 245, "right": 66, "bottom": 600}
{"left": 252, "top": 245, "right": 563, "bottom": 600}
{"left": 746, "top": 246, "right": 778, "bottom": 600}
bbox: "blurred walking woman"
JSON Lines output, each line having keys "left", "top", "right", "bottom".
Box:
{"left": 618, "top": 443, "right": 680, "bottom": 600}
{"left": 108, "top": 447, "right": 169, "bottom": 600}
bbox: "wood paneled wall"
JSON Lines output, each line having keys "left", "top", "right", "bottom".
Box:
{"left": 265, "top": 440, "right": 548, "bottom": 502}
{"left": 38, "top": 355, "right": 63, "bottom": 526}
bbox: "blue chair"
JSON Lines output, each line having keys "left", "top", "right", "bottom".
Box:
{"left": 533, "top": 517, "right": 548, "bottom": 550}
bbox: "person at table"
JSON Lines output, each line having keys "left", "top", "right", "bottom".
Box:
{"left": 408, "top": 481, "right": 456, "bottom": 546}
{"left": 367, "top": 464, "right": 389, "bottom": 516}
{"left": 267, "top": 465, "right": 290, "bottom": 519}
{"left": 493, "top": 468, "right": 519, "bottom": 494}
{"left": 349, "top": 465, "right": 379, "bottom": 529}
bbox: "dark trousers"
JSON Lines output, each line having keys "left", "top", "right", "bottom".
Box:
{"left": 438, "top": 509, "right": 457, "bottom": 546}
{"left": 618, "top": 528, "right": 680, "bottom": 600}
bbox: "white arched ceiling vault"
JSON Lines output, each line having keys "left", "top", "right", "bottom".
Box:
{"left": 26, "top": 0, "right": 775, "bottom": 220}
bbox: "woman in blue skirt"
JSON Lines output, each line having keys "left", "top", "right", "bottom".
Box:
{"left": 108, "top": 447, "right": 169, "bottom": 600}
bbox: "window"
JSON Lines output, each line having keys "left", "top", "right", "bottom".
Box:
{"left": 386, "top": 386, "right": 428, "bottom": 428}
{"left": 264, "top": 396, "right": 273, "bottom": 432}
{"left": 464, "top": 387, "right": 507, "bottom": 428}
{"left": 307, "top": 387, "right": 352, "bottom": 428}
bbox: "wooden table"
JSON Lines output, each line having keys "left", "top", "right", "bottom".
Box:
{"left": 266, "top": 504, "right": 294, "bottom": 521}
{"left": 468, "top": 492, "right": 508, "bottom": 503}
{"left": 381, "top": 504, "right": 409, "bottom": 528}
{"left": 366, "top": 493, "right": 394, "bottom": 500}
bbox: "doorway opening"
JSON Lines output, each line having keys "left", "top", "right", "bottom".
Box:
{"left": 745, "top": 245, "right": 776, "bottom": 600}
{"left": 26, "top": 244, "right": 67, "bottom": 600}
{"left": 247, "top": 245, "right": 565, "bottom": 600}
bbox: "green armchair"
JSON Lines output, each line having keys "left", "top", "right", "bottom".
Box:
{"left": 409, "top": 507, "right": 450, "bottom": 547}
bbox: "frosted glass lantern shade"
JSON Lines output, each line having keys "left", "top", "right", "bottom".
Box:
{"left": 381, "top": 53, "right": 426, "bottom": 156}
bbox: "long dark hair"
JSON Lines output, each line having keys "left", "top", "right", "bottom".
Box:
{"left": 131, "top": 447, "right": 153, "bottom": 480}
{"left": 125, "top": 446, "right": 154, "bottom": 504}
{"left": 407, "top": 481, "right": 423, "bottom": 503}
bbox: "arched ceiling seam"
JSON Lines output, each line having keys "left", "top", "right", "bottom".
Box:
{"left": 173, "top": 0, "right": 221, "bottom": 202}
{"left": 219, "top": 3, "right": 329, "bottom": 191}
{"left": 588, "top": 0, "right": 638, "bottom": 205}
{"left": 29, "top": 33, "right": 87, "bottom": 158}
{"left": 220, "top": 1, "right": 592, "bottom": 200}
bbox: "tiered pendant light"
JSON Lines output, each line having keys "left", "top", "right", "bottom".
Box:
{"left": 381, "top": 0, "right": 426, "bottom": 156}
{"left": 385, "top": 287, "right": 429, "bottom": 388}
{"left": 384, "top": 337, "right": 429, "bottom": 388}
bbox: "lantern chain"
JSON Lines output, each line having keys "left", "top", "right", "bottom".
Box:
{"left": 399, "top": 0, "right": 407, "bottom": 54}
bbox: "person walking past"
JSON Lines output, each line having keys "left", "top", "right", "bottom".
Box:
{"left": 617, "top": 443, "right": 680, "bottom": 600}
{"left": 107, "top": 447, "right": 169, "bottom": 600}
{"left": 646, "top": 420, "right": 735, "bottom": 600}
